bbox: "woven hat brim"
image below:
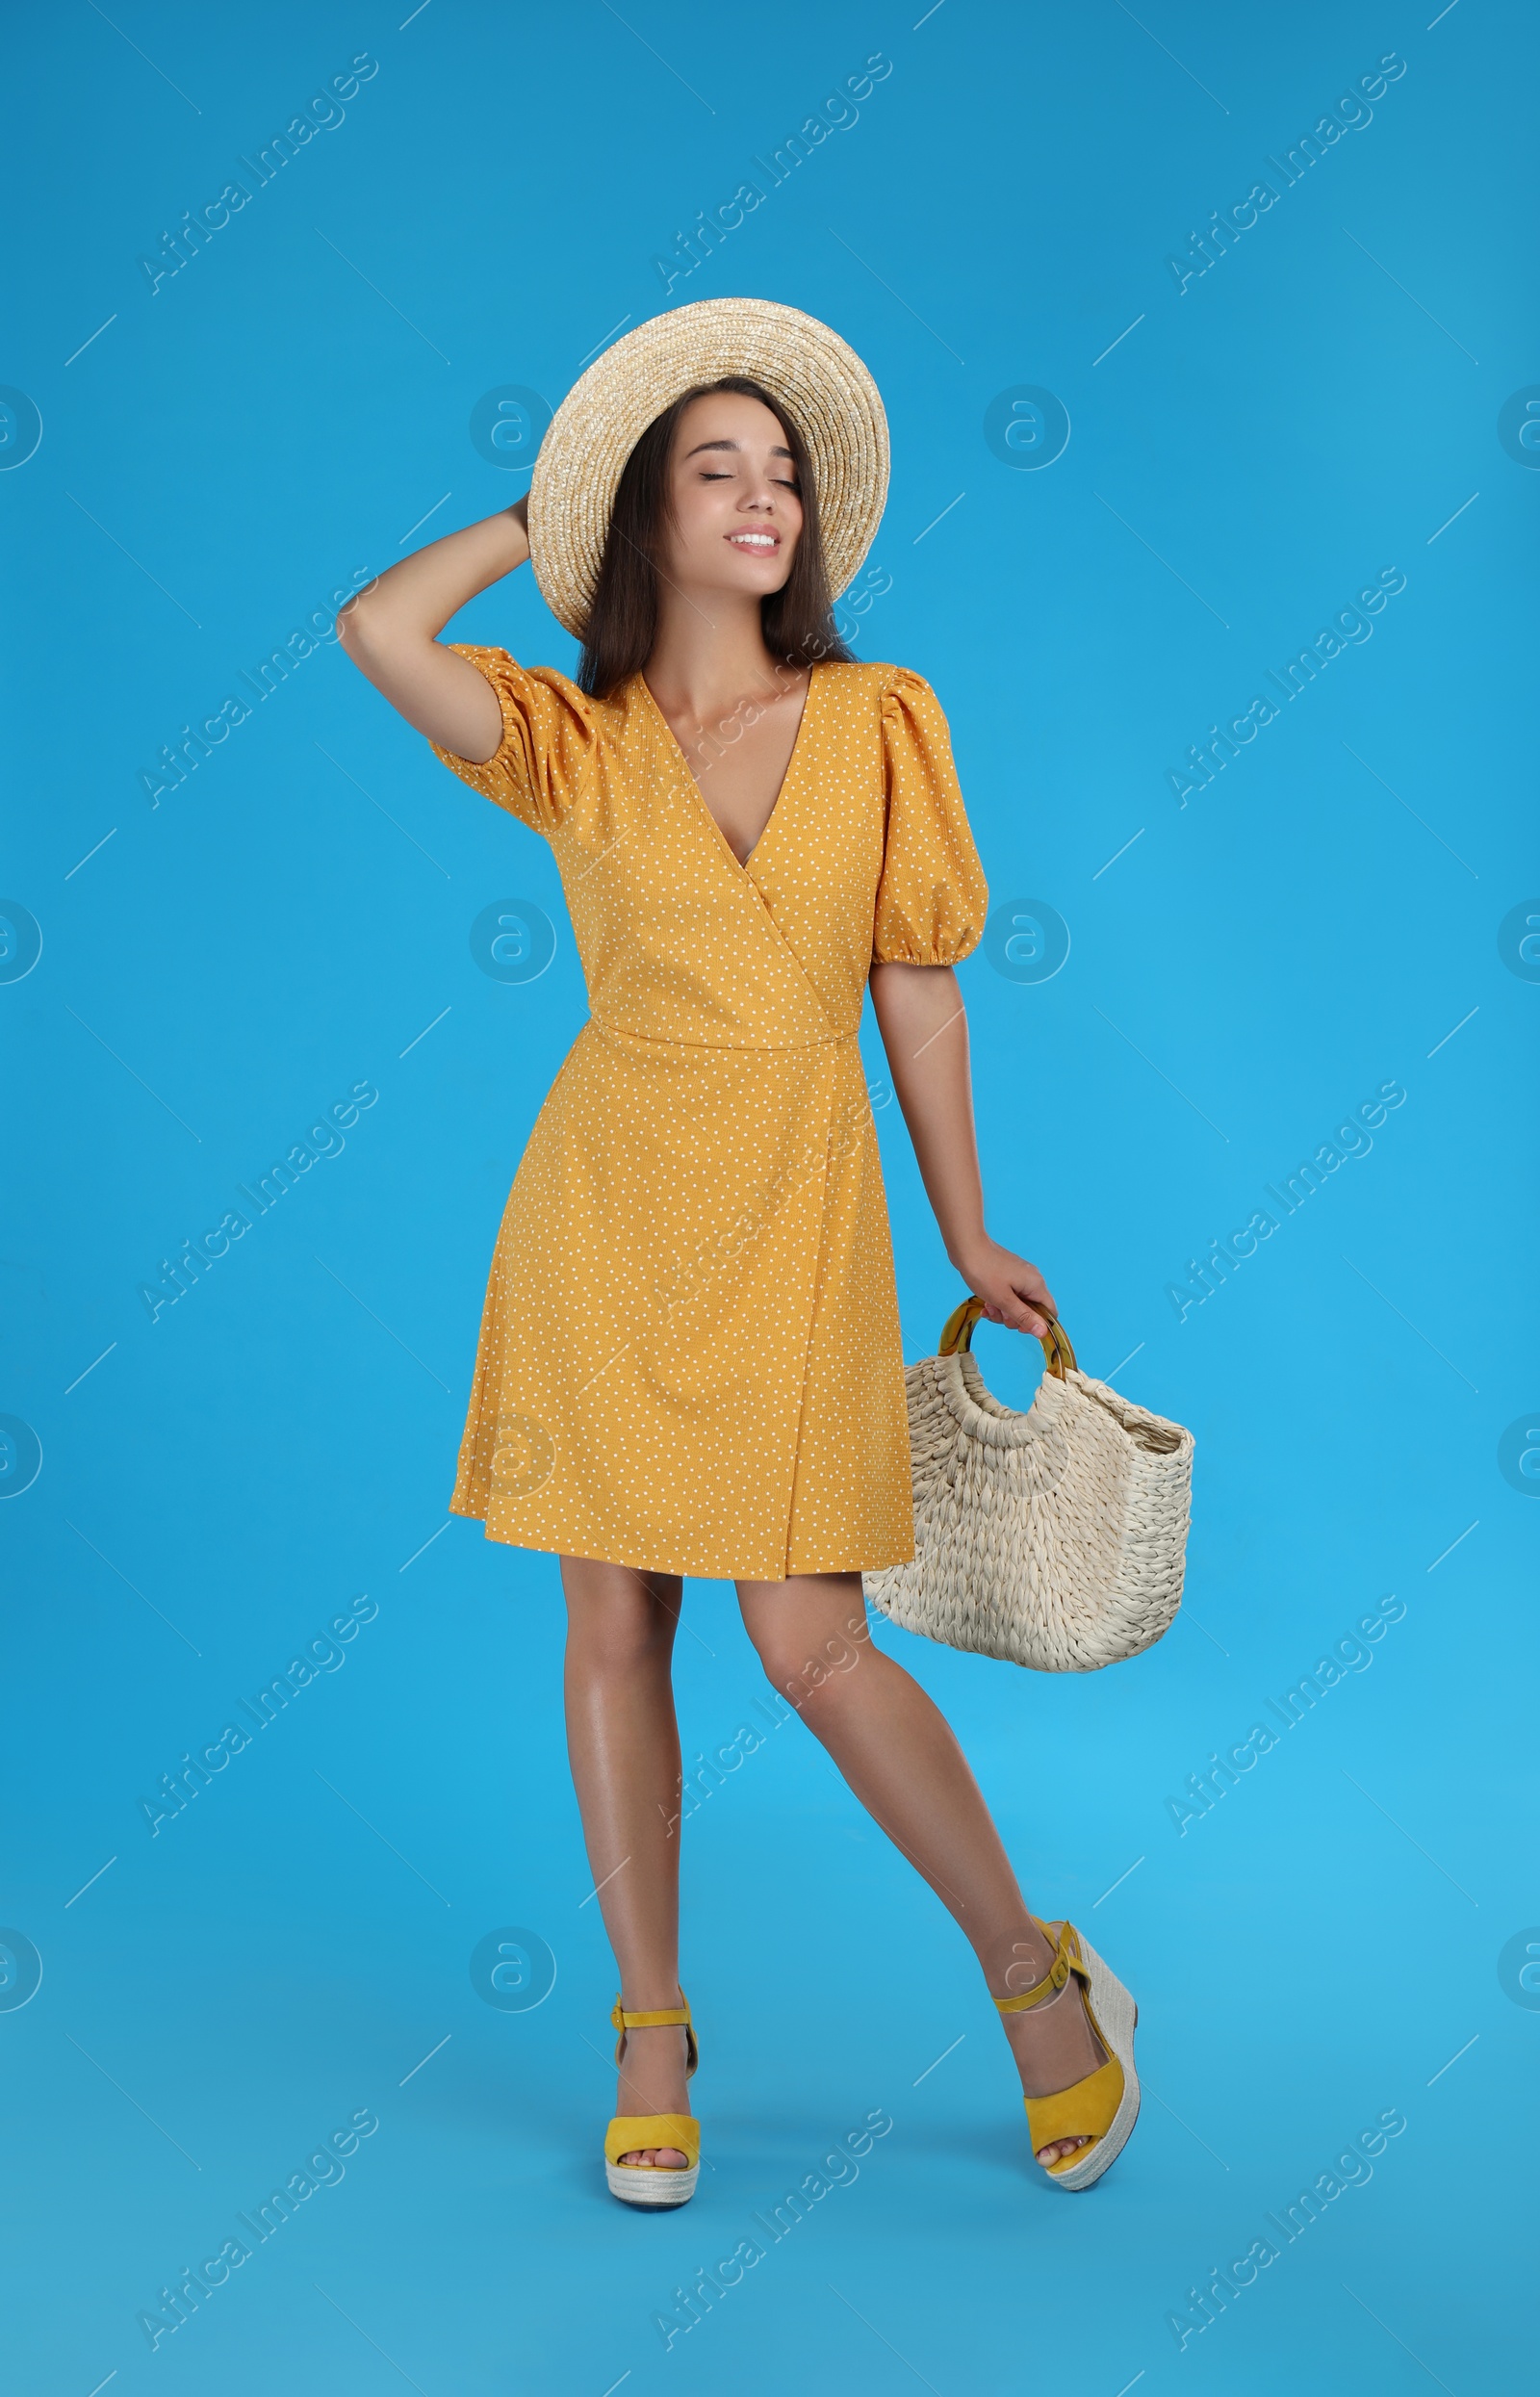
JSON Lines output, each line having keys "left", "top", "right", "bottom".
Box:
{"left": 526, "top": 297, "right": 889, "bottom": 641}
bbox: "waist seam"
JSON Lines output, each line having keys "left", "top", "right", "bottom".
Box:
{"left": 587, "top": 1015, "right": 858, "bottom": 1054}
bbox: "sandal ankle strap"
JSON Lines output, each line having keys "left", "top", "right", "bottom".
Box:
{"left": 993, "top": 1920, "right": 1082, "bottom": 2017}
{"left": 611, "top": 1999, "right": 691, "bottom": 2033}
{"left": 611, "top": 1992, "right": 699, "bottom": 2076}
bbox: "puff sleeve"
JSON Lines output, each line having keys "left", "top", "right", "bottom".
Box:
{"left": 428, "top": 644, "right": 596, "bottom": 837}
{"left": 872, "top": 668, "right": 989, "bottom": 966}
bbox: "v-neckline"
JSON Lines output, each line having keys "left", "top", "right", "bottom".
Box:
{"left": 638, "top": 663, "right": 819, "bottom": 873}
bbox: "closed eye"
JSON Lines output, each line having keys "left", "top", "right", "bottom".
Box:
{"left": 694, "top": 469, "right": 800, "bottom": 490}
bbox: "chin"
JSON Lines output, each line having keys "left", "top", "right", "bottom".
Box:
{"left": 720, "top": 564, "right": 793, "bottom": 600}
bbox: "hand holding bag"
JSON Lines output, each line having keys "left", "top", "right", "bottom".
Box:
{"left": 864, "top": 1297, "right": 1194, "bottom": 1672}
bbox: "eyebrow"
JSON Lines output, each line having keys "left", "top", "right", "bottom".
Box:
{"left": 682, "top": 438, "right": 795, "bottom": 461}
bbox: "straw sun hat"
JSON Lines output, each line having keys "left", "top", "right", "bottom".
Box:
{"left": 526, "top": 297, "right": 889, "bottom": 639}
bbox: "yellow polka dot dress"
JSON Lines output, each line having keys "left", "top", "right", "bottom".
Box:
{"left": 431, "top": 655, "right": 988, "bottom": 1580}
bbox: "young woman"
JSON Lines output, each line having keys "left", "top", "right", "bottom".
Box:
{"left": 339, "top": 299, "right": 1138, "bottom": 2205}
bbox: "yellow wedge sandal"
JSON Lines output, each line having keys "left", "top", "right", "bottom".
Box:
{"left": 603, "top": 1994, "right": 701, "bottom": 2208}
{"left": 994, "top": 1919, "right": 1141, "bottom": 2191}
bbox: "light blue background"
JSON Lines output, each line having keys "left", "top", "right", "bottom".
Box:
{"left": 4, "top": 3, "right": 1534, "bottom": 2389}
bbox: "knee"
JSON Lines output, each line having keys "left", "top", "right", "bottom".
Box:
{"left": 751, "top": 1623, "right": 870, "bottom": 1714}
{"left": 565, "top": 1584, "right": 675, "bottom": 1676}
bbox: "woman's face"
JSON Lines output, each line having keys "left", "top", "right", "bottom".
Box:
{"left": 658, "top": 390, "right": 803, "bottom": 601}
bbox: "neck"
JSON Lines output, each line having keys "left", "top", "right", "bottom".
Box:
{"left": 644, "top": 584, "right": 793, "bottom": 723}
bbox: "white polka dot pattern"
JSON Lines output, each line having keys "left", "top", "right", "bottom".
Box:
{"left": 430, "top": 655, "right": 988, "bottom": 1580}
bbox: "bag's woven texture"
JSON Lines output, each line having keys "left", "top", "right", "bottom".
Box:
{"left": 864, "top": 1352, "right": 1194, "bottom": 1671}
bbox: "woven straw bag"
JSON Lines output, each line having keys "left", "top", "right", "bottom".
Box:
{"left": 864, "top": 1299, "right": 1194, "bottom": 1672}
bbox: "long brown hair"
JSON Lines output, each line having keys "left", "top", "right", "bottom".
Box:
{"left": 577, "top": 376, "right": 853, "bottom": 699}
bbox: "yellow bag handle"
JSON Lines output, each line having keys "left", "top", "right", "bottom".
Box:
{"left": 938, "top": 1294, "right": 1078, "bottom": 1380}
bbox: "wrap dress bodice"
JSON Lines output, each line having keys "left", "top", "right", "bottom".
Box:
{"left": 431, "top": 651, "right": 988, "bottom": 1580}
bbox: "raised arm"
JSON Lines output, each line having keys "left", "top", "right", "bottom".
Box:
{"left": 337, "top": 499, "right": 531, "bottom": 761}
{"left": 869, "top": 961, "right": 1055, "bottom": 1338}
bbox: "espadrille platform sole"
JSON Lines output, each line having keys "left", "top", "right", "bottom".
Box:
{"left": 604, "top": 2152, "right": 701, "bottom": 2207}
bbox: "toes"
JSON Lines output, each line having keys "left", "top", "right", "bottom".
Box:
{"left": 1036, "top": 2135, "right": 1091, "bottom": 2167}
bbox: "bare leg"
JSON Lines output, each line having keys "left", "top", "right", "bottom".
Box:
{"left": 736, "top": 1570, "right": 1105, "bottom": 2167}
{"left": 560, "top": 1556, "right": 690, "bottom": 2171}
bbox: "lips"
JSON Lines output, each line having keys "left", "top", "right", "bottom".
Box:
{"left": 728, "top": 530, "right": 780, "bottom": 551}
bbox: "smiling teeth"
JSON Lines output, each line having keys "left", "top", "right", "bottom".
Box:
{"left": 732, "top": 533, "right": 776, "bottom": 547}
